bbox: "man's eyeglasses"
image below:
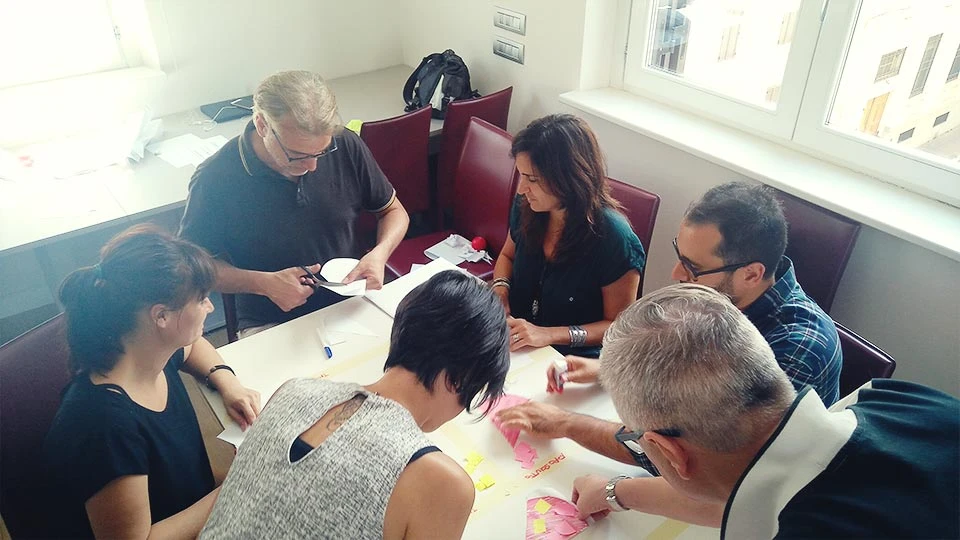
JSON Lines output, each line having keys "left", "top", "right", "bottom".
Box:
{"left": 672, "top": 238, "right": 755, "bottom": 281}
{"left": 270, "top": 125, "right": 338, "bottom": 162}
{"left": 615, "top": 425, "right": 681, "bottom": 458}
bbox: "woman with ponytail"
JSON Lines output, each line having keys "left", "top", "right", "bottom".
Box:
{"left": 44, "top": 224, "right": 261, "bottom": 539}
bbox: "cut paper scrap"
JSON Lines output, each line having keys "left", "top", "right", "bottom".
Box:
{"left": 485, "top": 393, "right": 530, "bottom": 448}
{"left": 464, "top": 451, "right": 484, "bottom": 474}
{"left": 525, "top": 496, "right": 589, "bottom": 540}
{"left": 514, "top": 441, "right": 538, "bottom": 469}
{"left": 475, "top": 474, "right": 496, "bottom": 491}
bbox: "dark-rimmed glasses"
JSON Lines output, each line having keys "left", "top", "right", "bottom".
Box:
{"left": 615, "top": 425, "right": 682, "bottom": 457}
{"left": 672, "top": 237, "right": 755, "bottom": 281}
{"left": 270, "top": 125, "right": 338, "bottom": 162}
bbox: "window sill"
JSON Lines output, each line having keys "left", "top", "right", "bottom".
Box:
{"left": 560, "top": 87, "right": 960, "bottom": 263}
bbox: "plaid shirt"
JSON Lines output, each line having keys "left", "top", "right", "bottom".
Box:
{"left": 743, "top": 256, "right": 842, "bottom": 406}
{"left": 622, "top": 257, "right": 843, "bottom": 476}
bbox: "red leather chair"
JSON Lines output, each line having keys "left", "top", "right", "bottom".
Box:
{"left": 387, "top": 118, "right": 517, "bottom": 280}
{"left": 777, "top": 190, "right": 861, "bottom": 313}
{"left": 0, "top": 314, "right": 73, "bottom": 538}
{"left": 360, "top": 106, "right": 433, "bottom": 215}
{"left": 607, "top": 178, "right": 661, "bottom": 296}
{"left": 436, "top": 87, "right": 513, "bottom": 228}
{"left": 837, "top": 322, "right": 897, "bottom": 397}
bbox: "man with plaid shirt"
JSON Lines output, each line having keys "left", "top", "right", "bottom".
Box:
{"left": 497, "top": 182, "right": 842, "bottom": 486}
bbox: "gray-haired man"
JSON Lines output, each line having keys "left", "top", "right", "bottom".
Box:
{"left": 571, "top": 284, "right": 958, "bottom": 537}
{"left": 180, "top": 71, "right": 409, "bottom": 335}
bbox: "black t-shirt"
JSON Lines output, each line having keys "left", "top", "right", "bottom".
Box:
{"left": 43, "top": 349, "right": 214, "bottom": 538}
{"left": 179, "top": 122, "right": 396, "bottom": 328}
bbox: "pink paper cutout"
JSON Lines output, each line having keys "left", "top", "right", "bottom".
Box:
{"left": 514, "top": 441, "right": 539, "bottom": 469}
{"left": 525, "top": 496, "right": 589, "bottom": 540}
{"left": 486, "top": 393, "right": 529, "bottom": 447}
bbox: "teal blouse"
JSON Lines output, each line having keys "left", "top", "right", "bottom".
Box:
{"left": 507, "top": 196, "right": 646, "bottom": 357}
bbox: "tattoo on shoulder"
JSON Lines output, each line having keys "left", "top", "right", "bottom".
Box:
{"left": 326, "top": 393, "right": 367, "bottom": 431}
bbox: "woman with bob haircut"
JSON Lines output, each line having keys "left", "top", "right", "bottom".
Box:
{"left": 492, "top": 114, "right": 646, "bottom": 359}
{"left": 201, "top": 270, "right": 510, "bottom": 539}
{"left": 44, "top": 225, "right": 261, "bottom": 539}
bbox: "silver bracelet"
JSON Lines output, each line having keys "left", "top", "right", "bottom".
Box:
{"left": 568, "top": 325, "right": 587, "bottom": 347}
{"left": 491, "top": 277, "right": 511, "bottom": 290}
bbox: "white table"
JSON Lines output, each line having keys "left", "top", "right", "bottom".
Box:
{"left": 198, "top": 273, "right": 718, "bottom": 539}
{"left": 0, "top": 65, "right": 441, "bottom": 256}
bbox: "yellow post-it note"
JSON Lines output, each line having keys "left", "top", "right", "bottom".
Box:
{"left": 534, "top": 498, "right": 552, "bottom": 515}
{"left": 345, "top": 119, "right": 363, "bottom": 134}
{"left": 474, "top": 473, "right": 496, "bottom": 491}
{"left": 533, "top": 518, "right": 547, "bottom": 534}
{"left": 464, "top": 451, "right": 484, "bottom": 474}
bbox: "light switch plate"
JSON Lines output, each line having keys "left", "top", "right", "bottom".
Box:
{"left": 493, "top": 36, "right": 524, "bottom": 64}
{"left": 494, "top": 6, "right": 526, "bottom": 36}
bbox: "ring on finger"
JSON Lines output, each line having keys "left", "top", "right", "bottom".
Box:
{"left": 512, "top": 333, "right": 520, "bottom": 342}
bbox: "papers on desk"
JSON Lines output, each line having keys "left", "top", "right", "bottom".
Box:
{"left": 364, "top": 257, "right": 466, "bottom": 317}
{"left": 319, "top": 258, "right": 367, "bottom": 296}
{"left": 146, "top": 133, "right": 228, "bottom": 168}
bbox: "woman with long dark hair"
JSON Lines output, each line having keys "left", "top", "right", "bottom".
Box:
{"left": 492, "top": 114, "right": 646, "bottom": 358}
{"left": 44, "top": 225, "right": 260, "bottom": 539}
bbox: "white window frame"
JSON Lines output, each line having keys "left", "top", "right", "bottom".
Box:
{"left": 615, "top": 0, "right": 960, "bottom": 207}
{"left": 793, "top": 0, "right": 959, "bottom": 206}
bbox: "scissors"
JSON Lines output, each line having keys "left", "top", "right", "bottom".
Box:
{"left": 299, "top": 265, "right": 350, "bottom": 289}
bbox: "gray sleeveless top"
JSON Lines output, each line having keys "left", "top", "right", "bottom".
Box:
{"left": 200, "top": 378, "right": 436, "bottom": 539}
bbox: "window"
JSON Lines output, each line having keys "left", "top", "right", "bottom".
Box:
{"left": 910, "top": 34, "right": 943, "bottom": 97}
{"left": 0, "top": 0, "right": 128, "bottom": 89}
{"left": 718, "top": 25, "right": 740, "bottom": 61}
{"left": 934, "top": 112, "right": 949, "bottom": 127}
{"left": 875, "top": 48, "right": 907, "bottom": 83}
{"left": 778, "top": 11, "right": 798, "bottom": 45}
{"left": 620, "top": 0, "right": 960, "bottom": 205}
{"left": 947, "top": 44, "right": 960, "bottom": 82}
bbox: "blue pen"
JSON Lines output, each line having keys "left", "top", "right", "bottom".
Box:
{"left": 317, "top": 321, "right": 334, "bottom": 359}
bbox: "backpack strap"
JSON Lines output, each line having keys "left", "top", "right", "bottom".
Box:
{"left": 403, "top": 55, "right": 435, "bottom": 112}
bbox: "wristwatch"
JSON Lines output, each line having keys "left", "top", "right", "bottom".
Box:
{"left": 605, "top": 475, "right": 631, "bottom": 512}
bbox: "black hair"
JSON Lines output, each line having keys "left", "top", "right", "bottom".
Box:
{"left": 684, "top": 182, "right": 788, "bottom": 279}
{"left": 511, "top": 114, "right": 622, "bottom": 265}
{"left": 58, "top": 224, "right": 217, "bottom": 376}
{"left": 384, "top": 271, "right": 509, "bottom": 414}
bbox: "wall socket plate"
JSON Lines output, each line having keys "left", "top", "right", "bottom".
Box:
{"left": 494, "top": 6, "right": 526, "bottom": 36}
{"left": 493, "top": 36, "right": 524, "bottom": 64}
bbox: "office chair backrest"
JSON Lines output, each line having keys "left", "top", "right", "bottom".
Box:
{"left": 0, "top": 314, "right": 72, "bottom": 538}
{"left": 360, "top": 106, "right": 433, "bottom": 214}
{"left": 837, "top": 322, "right": 897, "bottom": 397}
{"left": 607, "top": 178, "right": 661, "bottom": 296}
{"left": 437, "top": 87, "right": 513, "bottom": 225}
{"left": 452, "top": 118, "right": 517, "bottom": 257}
{"left": 777, "top": 190, "right": 861, "bottom": 313}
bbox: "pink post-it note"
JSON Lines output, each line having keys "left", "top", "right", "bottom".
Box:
{"left": 485, "top": 393, "right": 529, "bottom": 447}
{"left": 526, "top": 496, "right": 589, "bottom": 539}
{"left": 515, "top": 441, "right": 539, "bottom": 469}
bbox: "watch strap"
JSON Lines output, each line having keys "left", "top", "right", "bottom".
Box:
{"left": 605, "top": 475, "right": 630, "bottom": 512}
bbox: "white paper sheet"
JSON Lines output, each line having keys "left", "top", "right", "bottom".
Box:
{"left": 364, "top": 258, "right": 466, "bottom": 318}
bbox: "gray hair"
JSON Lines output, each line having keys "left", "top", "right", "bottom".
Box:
{"left": 253, "top": 71, "right": 342, "bottom": 135}
{"left": 599, "top": 284, "right": 795, "bottom": 452}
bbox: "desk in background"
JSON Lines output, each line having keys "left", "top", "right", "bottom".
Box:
{"left": 198, "top": 265, "right": 718, "bottom": 540}
{"left": 0, "top": 65, "right": 440, "bottom": 256}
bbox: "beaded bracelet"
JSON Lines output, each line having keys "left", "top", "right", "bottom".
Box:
{"left": 205, "top": 364, "right": 236, "bottom": 390}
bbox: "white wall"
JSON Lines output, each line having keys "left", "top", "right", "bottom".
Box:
{"left": 402, "top": 0, "right": 959, "bottom": 396}
{"left": 145, "top": 0, "right": 404, "bottom": 116}
{"left": 399, "top": 0, "right": 588, "bottom": 133}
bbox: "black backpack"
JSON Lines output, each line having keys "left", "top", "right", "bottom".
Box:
{"left": 403, "top": 49, "right": 480, "bottom": 119}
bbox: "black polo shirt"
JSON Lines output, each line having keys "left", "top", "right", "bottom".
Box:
{"left": 179, "top": 121, "right": 395, "bottom": 328}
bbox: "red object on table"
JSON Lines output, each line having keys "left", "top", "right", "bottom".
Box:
{"left": 471, "top": 236, "right": 487, "bottom": 251}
